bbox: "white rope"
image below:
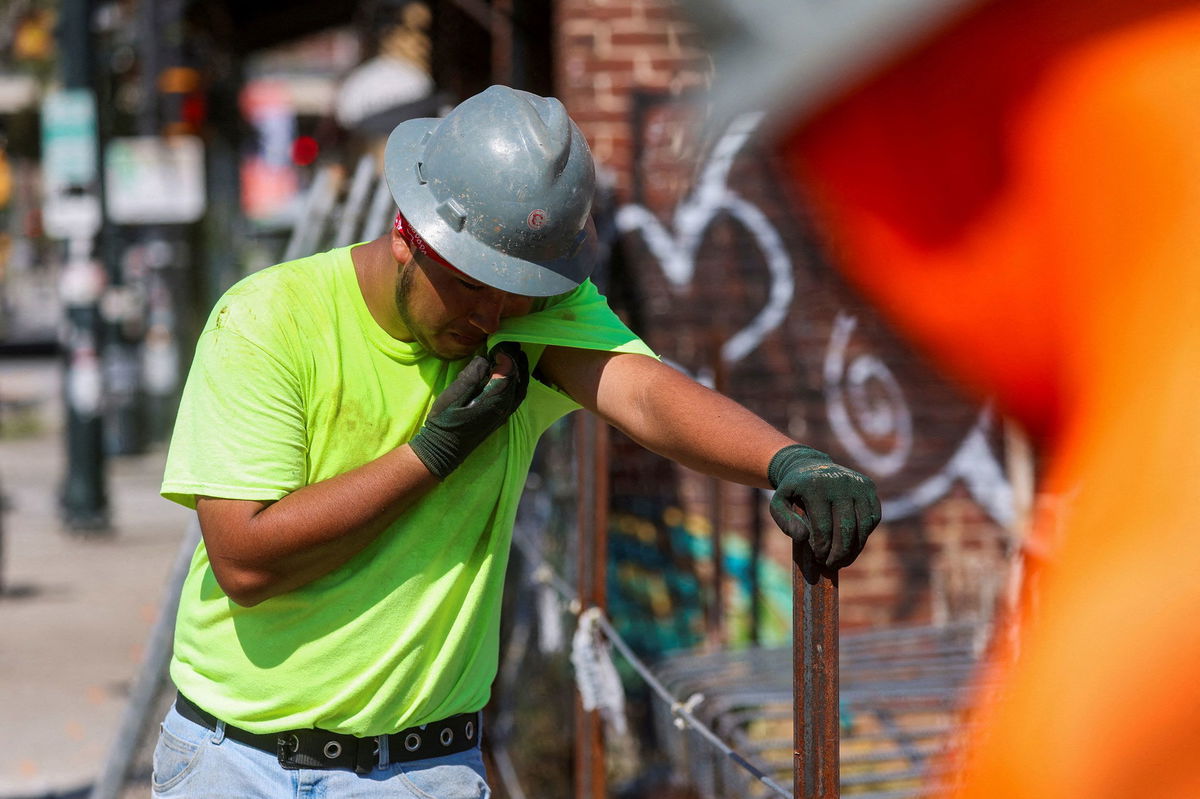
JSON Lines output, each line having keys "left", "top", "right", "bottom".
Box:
{"left": 570, "top": 607, "right": 629, "bottom": 738}
{"left": 535, "top": 566, "right": 565, "bottom": 654}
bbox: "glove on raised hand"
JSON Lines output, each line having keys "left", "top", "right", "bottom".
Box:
{"left": 768, "top": 444, "right": 881, "bottom": 569}
{"left": 409, "top": 342, "right": 530, "bottom": 478}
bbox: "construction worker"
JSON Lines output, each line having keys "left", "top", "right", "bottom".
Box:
{"left": 153, "top": 85, "right": 881, "bottom": 797}
{"left": 686, "top": 0, "right": 1200, "bottom": 795}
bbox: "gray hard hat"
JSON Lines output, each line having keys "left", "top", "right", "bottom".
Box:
{"left": 384, "top": 85, "right": 598, "bottom": 297}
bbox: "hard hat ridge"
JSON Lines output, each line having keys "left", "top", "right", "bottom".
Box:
{"left": 515, "top": 92, "right": 573, "bottom": 181}
{"left": 384, "top": 84, "right": 598, "bottom": 297}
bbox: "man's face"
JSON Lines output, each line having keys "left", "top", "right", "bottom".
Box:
{"left": 395, "top": 250, "right": 536, "bottom": 361}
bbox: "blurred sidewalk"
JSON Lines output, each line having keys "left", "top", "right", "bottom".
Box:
{"left": 0, "top": 358, "right": 192, "bottom": 799}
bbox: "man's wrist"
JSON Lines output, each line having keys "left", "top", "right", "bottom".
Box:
{"left": 767, "top": 444, "right": 833, "bottom": 489}
{"left": 408, "top": 431, "right": 455, "bottom": 479}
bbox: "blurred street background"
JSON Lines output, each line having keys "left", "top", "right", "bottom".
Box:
{"left": 0, "top": 1, "right": 1026, "bottom": 797}
{"left": 1, "top": 357, "right": 190, "bottom": 798}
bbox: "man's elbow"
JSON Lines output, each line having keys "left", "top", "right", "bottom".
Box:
{"left": 210, "top": 561, "right": 276, "bottom": 607}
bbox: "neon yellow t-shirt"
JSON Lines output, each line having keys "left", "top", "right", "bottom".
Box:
{"left": 161, "top": 243, "right": 653, "bottom": 735}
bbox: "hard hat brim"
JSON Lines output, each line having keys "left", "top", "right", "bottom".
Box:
{"left": 384, "top": 117, "right": 598, "bottom": 298}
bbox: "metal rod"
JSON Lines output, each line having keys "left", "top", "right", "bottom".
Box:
{"left": 749, "top": 486, "right": 764, "bottom": 645}
{"left": 283, "top": 167, "right": 340, "bottom": 263}
{"left": 334, "top": 154, "right": 377, "bottom": 247}
{"left": 574, "top": 411, "right": 608, "bottom": 799}
{"left": 794, "top": 541, "right": 840, "bottom": 798}
{"left": 361, "top": 177, "right": 395, "bottom": 243}
{"left": 707, "top": 475, "right": 725, "bottom": 649}
{"left": 707, "top": 335, "right": 728, "bottom": 649}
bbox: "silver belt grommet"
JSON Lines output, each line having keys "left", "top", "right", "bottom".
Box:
{"left": 324, "top": 740, "right": 342, "bottom": 759}
{"left": 440, "top": 728, "right": 454, "bottom": 746}
{"left": 464, "top": 720, "right": 475, "bottom": 740}
{"left": 404, "top": 732, "right": 422, "bottom": 752}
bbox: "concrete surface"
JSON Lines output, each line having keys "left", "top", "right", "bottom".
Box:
{"left": 0, "top": 358, "right": 192, "bottom": 798}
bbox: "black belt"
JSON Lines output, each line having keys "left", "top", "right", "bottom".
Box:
{"left": 175, "top": 693, "right": 480, "bottom": 774}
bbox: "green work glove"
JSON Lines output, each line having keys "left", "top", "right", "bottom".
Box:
{"left": 409, "top": 342, "right": 529, "bottom": 478}
{"left": 768, "top": 444, "right": 881, "bottom": 569}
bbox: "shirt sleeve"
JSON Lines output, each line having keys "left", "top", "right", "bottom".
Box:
{"left": 161, "top": 303, "right": 308, "bottom": 509}
{"left": 488, "top": 280, "right": 659, "bottom": 436}
{"left": 490, "top": 279, "right": 657, "bottom": 357}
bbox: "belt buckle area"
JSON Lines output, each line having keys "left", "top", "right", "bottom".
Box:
{"left": 276, "top": 733, "right": 303, "bottom": 770}
{"left": 276, "top": 729, "right": 375, "bottom": 773}
{"left": 354, "top": 738, "right": 380, "bottom": 776}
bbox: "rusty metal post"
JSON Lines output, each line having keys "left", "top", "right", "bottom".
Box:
{"left": 749, "top": 486, "right": 764, "bottom": 645}
{"left": 706, "top": 476, "right": 726, "bottom": 649}
{"left": 575, "top": 411, "right": 608, "bottom": 799}
{"left": 794, "top": 544, "right": 840, "bottom": 799}
{"left": 705, "top": 334, "right": 728, "bottom": 649}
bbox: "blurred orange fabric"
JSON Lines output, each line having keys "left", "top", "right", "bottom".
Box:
{"left": 782, "top": 0, "right": 1200, "bottom": 796}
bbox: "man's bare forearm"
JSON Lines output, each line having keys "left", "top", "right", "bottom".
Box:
{"left": 540, "top": 346, "right": 881, "bottom": 568}
{"left": 614, "top": 367, "right": 792, "bottom": 487}
{"left": 540, "top": 348, "right": 793, "bottom": 486}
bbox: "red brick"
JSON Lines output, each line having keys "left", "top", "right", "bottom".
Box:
{"left": 649, "top": 56, "right": 710, "bottom": 73}
{"left": 610, "top": 30, "right": 671, "bottom": 48}
{"left": 569, "top": 107, "right": 628, "bottom": 126}
{"left": 562, "top": 3, "right": 639, "bottom": 21}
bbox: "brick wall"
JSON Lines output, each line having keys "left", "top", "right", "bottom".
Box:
{"left": 555, "top": 0, "right": 1018, "bottom": 632}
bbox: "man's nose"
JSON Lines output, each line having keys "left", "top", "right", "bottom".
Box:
{"left": 468, "top": 291, "right": 507, "bottom": 334}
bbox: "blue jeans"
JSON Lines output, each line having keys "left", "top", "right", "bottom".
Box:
{"left": 151, "top": 704, "right": 492, "bottom": 798}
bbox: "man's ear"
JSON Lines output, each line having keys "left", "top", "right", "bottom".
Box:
{"left": 390, "top": 226, "right": 413, "bottom": 264}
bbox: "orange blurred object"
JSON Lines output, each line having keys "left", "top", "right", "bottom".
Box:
{"left": 782, "top": 0, "right": 1200, "bottom": 796}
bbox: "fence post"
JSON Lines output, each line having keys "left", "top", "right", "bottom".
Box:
{"left": 794, "top": 544, "right": 840, "bottom": 798}
{"left": 575, "top": 411, "right": 608, "bottom": 799}
{"left": 749, "top": 486, "right": 764, "bottom": 645}
{"left": 706, "top": 336, "right": 728, "bottom": 650}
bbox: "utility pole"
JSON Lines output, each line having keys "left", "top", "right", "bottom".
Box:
{"left": 94, "top": 0, "right": 147, "bottom": 457}
{"left": 131, "top": 0, "right": 184, "bottom": 445}
{"left": 50, "top": 0, "right": 110, "bottom": 532}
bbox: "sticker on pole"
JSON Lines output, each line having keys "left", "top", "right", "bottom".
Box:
{"left": 105, "top": 136, "right": 207, "bottom": 224}
{"left": 41, "top": 89, "right": 100, "bottom": 238}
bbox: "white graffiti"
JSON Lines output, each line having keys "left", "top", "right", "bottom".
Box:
{"left": 615, "top": 112, "right": 794, "bottom": 364}
{"left": 617, "top": 111, "right": 1014, "bottom": 524}
{"left": 824, "top": 313, "right": 1013, "bottom": 523}
{"left": 824, "top": 313, "right": 913, "bottom": 477}
{"left": 882, "top": 407, "right": 1015, "bottom": 526}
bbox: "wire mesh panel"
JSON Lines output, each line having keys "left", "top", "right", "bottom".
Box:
{"left": 653, "top": 623, "right": 987, "bottom": 798}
